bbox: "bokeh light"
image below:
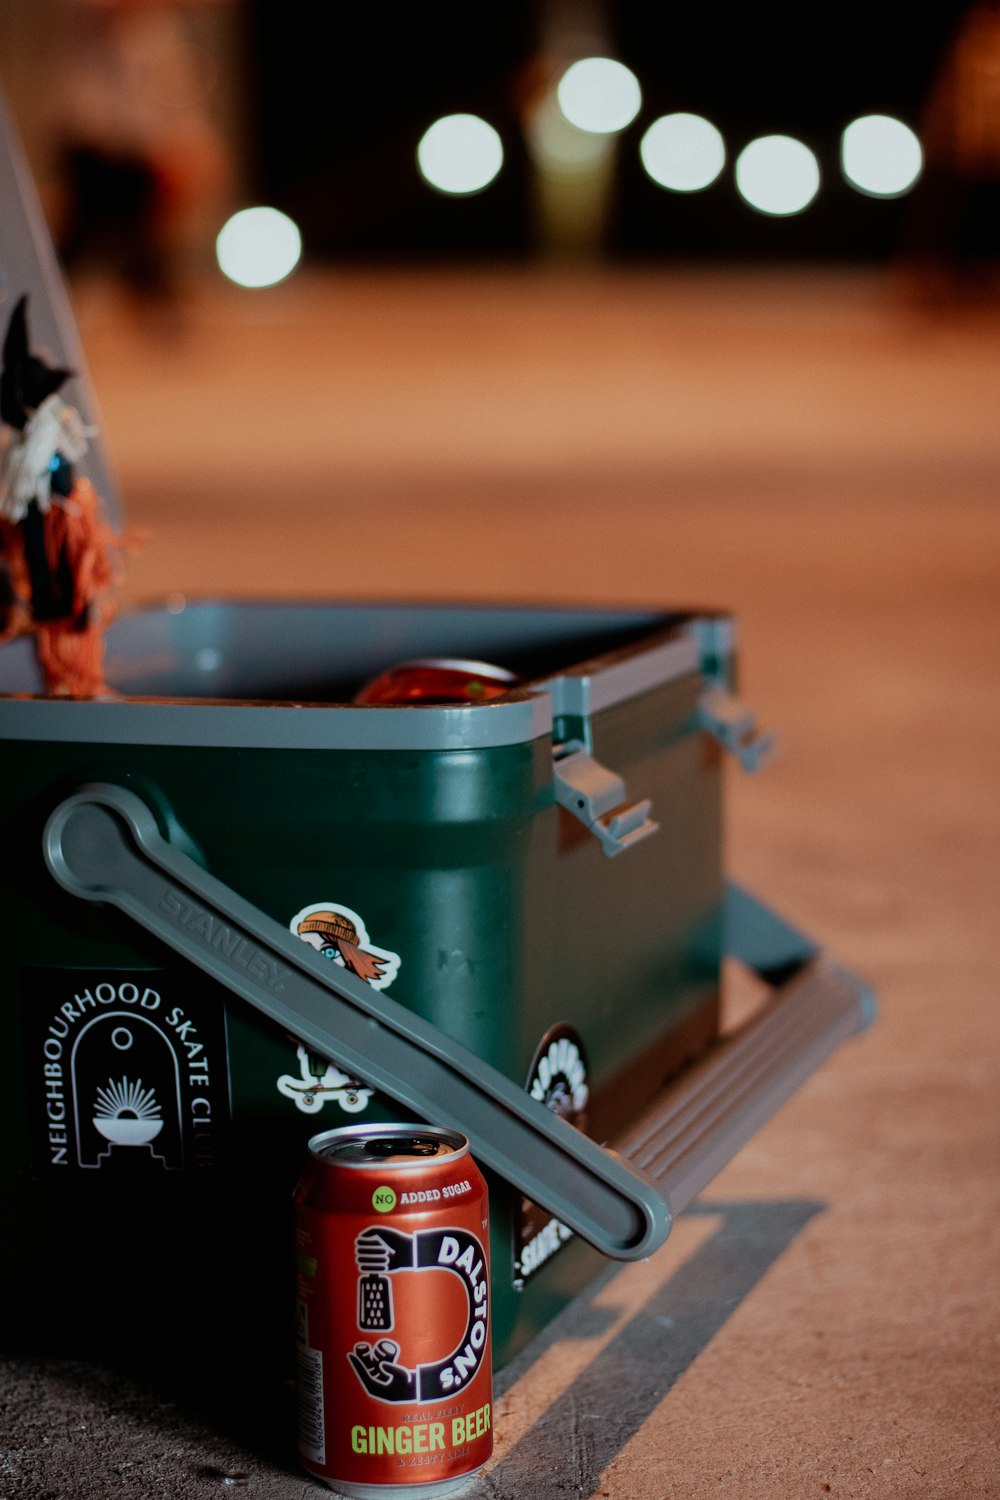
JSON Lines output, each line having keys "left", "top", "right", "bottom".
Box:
{"left": 735, "top": 136, "right": 820, "bottom": 217}
{"left": 417, "top": 114, "right": 504, "bottom": 196}
{"left": 841, "top": 114, "right": 923, "bottom": 198}
{"left": 556, "top": 58, "right": 642, "bottom": 135}
{"left": 215, "top": 207, "right": 302, "bottom": 288}
{"left": 640, "top": 113, "right": 726, "bottom": 192}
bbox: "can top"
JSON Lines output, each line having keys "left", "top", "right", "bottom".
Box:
{"left": 309, "top": 1122, "right": 469, "bottom": 1169}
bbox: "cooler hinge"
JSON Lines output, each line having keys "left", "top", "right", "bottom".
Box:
{"left": 552, "top": 742, "right": 659, "bottom": 858}
{"left": 697, "top": 686, "right": 775, "bottom": 772}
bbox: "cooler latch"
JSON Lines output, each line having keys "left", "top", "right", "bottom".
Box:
{"left": 697, "top": 686, "right": 775, "bottom": 772}
{"left": 552, "top": 743, "right": 659, "bottom": 858}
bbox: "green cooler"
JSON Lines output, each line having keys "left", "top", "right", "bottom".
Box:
{"left": 0, "top": 599, "right": 873, "bottom": 1372}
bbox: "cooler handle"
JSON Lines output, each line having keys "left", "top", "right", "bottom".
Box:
{"left": 43, "top": 783, "right": 671, "bottom": 1262}
{"left": 42, "top": 785, "right": 874, "bottom": 1263}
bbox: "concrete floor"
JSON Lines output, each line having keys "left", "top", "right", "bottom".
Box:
{"left": 2, "top": 267, "right": 998, "bottom": 1498}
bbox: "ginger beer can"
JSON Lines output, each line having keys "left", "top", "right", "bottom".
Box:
{"left": 294, "top": 1124, "right": 493, "bottom": 1496}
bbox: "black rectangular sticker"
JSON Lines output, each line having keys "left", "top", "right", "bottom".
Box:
{"left": 19, "top": 966, "right": 231, "bottom": 1174}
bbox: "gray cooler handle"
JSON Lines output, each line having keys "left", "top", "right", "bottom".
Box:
{"left": 43, "top": 784, "right": 874, "bottom": 1261}
{"left": 44, "top": 783, "right": 669, "bottom": 1260}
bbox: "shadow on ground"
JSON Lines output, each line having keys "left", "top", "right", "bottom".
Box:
{"left": 0, "top": 1199, "right": 822, "bottom": 1497}
{"left": 475, "top": 1199, "right": 825, "bottom": 1500}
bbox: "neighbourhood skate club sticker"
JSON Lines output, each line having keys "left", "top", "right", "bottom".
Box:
{"left": 19, "top": 967, "right": 231, "bottom": 1174}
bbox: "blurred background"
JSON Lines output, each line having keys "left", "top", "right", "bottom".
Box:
{"left": 1, "top": 0, "right": 995, "bottom": 277}
{"left": 1, "top": 0, "right": 998, "bottom": 297}
{"left": 0, "top": 5, "right": 998, "bottom": 1494}
{"left": 1, "top": 0, "right": 998, "bottom": 611}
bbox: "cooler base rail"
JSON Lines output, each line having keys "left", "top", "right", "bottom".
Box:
{"left": 616, "top": 946, "right": 875, "bottom": 1215}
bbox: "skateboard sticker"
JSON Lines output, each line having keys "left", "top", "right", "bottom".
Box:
{"left": 276, "top": 903, "right": 401, "bottom": 1116}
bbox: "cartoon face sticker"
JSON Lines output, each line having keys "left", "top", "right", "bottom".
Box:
{"left": 276, "top": 903, "right": 401, "bottom": 1116}
{"left": 291, "top": 903, "right": 401, "bottom": 991}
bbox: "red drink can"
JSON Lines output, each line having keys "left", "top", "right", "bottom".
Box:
{"left": 353, "top": 658, "right": 518, "bottom": 706}
{"left": 294, "top": 1124, "right": 493, "bottom": 1496}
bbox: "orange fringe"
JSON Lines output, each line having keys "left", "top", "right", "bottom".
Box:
{"left": 0, "top": 479, "right": 124, "bottom": 697}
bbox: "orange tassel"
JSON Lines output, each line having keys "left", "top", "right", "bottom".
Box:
{"left": 0, "top": 479, "right": 124, "bottom": 697}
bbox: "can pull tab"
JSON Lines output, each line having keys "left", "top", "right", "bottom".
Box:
{"left": 362, "top": 1136, "right": 440, "bottom": 1158}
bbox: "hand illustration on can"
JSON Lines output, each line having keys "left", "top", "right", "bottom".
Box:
{"left": 348, "top": 1339, "right": 418, "bottom": 1402}
{"left": 354, "top": 1226, "right": 414, "bottom": 1331}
